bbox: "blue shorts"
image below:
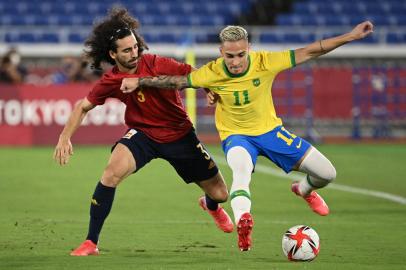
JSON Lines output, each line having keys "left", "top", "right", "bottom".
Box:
{"left": 221, "top": 126, "right": 311, "bottom": 173}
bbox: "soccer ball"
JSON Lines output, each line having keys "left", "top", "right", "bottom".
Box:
{"left": 281, "top": 225, "right": 320, "bottom": 261}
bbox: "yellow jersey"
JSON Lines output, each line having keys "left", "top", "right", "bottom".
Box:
{"left": 188, "top": 50, "right": 296, "bottom": 141}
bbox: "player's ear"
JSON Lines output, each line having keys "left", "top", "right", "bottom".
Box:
{"left": 109, "top": 50, "right": 116, "bottom": 60}
{"left": 219, "top": 46, "right": 224, "bottom": 55}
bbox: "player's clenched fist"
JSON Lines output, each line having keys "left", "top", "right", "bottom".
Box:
{"left": 350, "top": 21, "right": 374, "bottom": 40}
{"left": 121, "top": 78, "right": 139, "bottom": 93}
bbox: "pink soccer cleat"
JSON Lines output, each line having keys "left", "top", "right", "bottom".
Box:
{"left": 291, "top": 182, "right": 329, "bottom": 216}
{"left": 70, "top": 240, "right": 99, "bottom": 256}
{"left": 237, "top": 212, "right": 254, "bottom": 251}
{"left": 199, "top": 196, "right": 234, "bottom": 233}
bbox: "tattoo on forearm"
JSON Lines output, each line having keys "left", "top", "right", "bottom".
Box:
{"left": 139, "top": 76, "right": 189, "bottom": 89}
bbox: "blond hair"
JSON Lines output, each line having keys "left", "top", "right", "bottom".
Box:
{"left": 219, "top": 25, "right": 248, "bottom": 43}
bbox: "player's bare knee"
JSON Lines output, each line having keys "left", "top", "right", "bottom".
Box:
{"left": 101, "top": 167, "right": 122, "bottom": 187}
{"left": 211, "top": 189, "right": 228, "bottom": 203}
{"left": 219, "top": 189, "right": 229, "bottom": 202}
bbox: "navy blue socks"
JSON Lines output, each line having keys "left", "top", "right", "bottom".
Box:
{"left": 86, "top": 181, "right": 116, "bottom": 244}
{"left": 205, "top": 194, "right": 219, "bottom": 211}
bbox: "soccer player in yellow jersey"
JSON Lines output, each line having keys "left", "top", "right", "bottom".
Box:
{"left": 120, "top": 21, "right": 374, "bottom": 251}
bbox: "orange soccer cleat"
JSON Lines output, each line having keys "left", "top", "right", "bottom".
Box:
{"left": 199, "top": 196, "right": 234, "bottom": 233}
{"left": 237, "top": 212, "right": 254, "bottom": 251}
{"left": 70, "top": 240, "right": 99, "bottom": 256}
{"left": 291, "top": 182, "right": 329, "bottom": 216}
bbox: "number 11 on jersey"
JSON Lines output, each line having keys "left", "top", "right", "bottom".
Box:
{"left": 233, "top": 90, "right": 250, "bottom": 106}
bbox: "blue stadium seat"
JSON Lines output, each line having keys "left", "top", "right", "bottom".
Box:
{"left": 33, "top": 16, "right": 51, "bottom": 26}
{"left": 276, "top": 15, "right": 297, "bottom": 26}
{"left": 195, "top": 33, "right": 218, "bottom": 43}
{"left": 5, "top": 32, "right": 36, "bottom": 43}
{"left": 368, "top": 15, "right": 391, "bottom": 26}
{"left": 395, "top": 16, "right": 406, "bottom": 26}
{"left": 316, "top": 4, "right": 339, "bottom": 15}
{"left": 3, "top": 4, "right": 20, "bottom": 16}
{"left": 292, "top": 2, "right": 314, "bottom": 14}
{"left": 156, "top": 33, "right": 178, "bottom": 43}
{"left": 68, "top": 33, "right": 87, "bottom": 43}
{"left": 9, "top": 16, "right": 28, "bottom": 26}
{"left": 283, "top": 33, "right": 316, "bottom": 44}
{"left": 386, "top": 33, "right": 406, "bottom": 43}
{"left": 365, "top": 4, "right": 387, "bottom": 14}
{"left": 340, "top": 3, "right": 365, "bottom": 15}
{"left": 143, "top": 32, "right": 180, "bottom": 43}
{"left": 40, "top": 33, "right": 59, "bottom": 43}
{"left": 300, "top": 16, "right": 319, "bottom": 26}
{"left": 259, "top": 33, "right": 284, "bottom": 44}
{"left": 352, "top": 34, "right": 378, "bottom": 44}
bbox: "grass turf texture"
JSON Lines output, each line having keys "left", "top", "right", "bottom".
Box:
{"left": 0, "top": 144, "right": 405, "bottom": 269}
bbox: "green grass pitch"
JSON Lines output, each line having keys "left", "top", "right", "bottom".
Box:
{"left": 0, "top": 144, "right": 405, "bottom": 269}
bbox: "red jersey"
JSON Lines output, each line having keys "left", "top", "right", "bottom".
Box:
{"left": 87, "top": 54, "right": 193, "bottom": 143}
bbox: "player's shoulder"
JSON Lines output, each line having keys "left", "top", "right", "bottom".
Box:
{"left": 141, "top": 53, "right": 158, "bottom": 64}
{"left": 197, "top": 57, "right": 223, "bottom": 73}
{"left": 96, "top": 66, "right": 120, "bottom": 85}
{"left": 251, "top": 50, "right": 277, "bottom": 60}
{"left": 251, "top": 50, "right": 290, "bottom": 68}
{"left": 142, "top": 53, "right": 184, "bottom": 67}
{"left": 253, "top": 50, "right": 288, "bottom": 57}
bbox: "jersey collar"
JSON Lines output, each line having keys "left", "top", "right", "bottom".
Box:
{"left": 222, "top": 55, "right": 251, "bottom": 78}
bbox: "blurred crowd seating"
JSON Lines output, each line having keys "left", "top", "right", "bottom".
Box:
{"left": 0, "top": 0, "right": 250, "bottom": 43}
{"left": 279, "top": 0, "right": 406, "bottom": 27}
{"left": 0, "top": 0, "right": 405, "bottom": 44}
{"left": 271, "top": 0, "right": 406, "bottom": 44}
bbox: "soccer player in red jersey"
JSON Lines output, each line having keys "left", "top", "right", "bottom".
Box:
{"left": 53, "top": 8, "right": 233, "bottom": 256}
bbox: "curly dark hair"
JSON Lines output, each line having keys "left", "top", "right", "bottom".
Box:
{"left": 84, "top": 7, "right": 149, "bottom": 70}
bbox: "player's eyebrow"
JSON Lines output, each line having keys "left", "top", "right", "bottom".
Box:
{"left": 121, "top": 43, "right": 138, "bottom": 52}
{"left": 225, "top": 51, "right": 247, "bottom": 57}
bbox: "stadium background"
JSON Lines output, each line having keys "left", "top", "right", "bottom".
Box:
{"left": 0, "top": 0, "right": 405, "bottom": 145}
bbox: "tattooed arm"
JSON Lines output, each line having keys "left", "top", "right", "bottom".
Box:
{"left": 121, "top": 76, "right": 193, "bottom": 93}
{"left": 140, "top": 76, "right": 190, "bottom": 89}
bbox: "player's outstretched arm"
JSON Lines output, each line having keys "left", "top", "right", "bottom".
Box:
{"left": 53, "top": 98, "right": 95, "bottom": 166}
{"left": 121, "top": 76, "right": 191, "bottom": 93}
{"left": 295, "top": 21, "right": 374, "bottom": 65}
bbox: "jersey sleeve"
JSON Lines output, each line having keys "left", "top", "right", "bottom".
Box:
{"left": 187, "top": 64, "right": 213, "bottom": 88}
{"left": 86, "top": 82, "right": 114, "bottom": 105}
{"left": 153, "top": 55, "right": 192, "bottom": 76}
{"left": 263, "top": 50, "right": 296, "bottom": 74}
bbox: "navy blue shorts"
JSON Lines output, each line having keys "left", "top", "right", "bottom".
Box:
{"left": 222, "top": 126, "right": 311, "bottom": 173}
{"left": 113, "top": 128, "right": 219, "bottom": 184}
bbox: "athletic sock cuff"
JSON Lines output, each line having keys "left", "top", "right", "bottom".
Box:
{"left": 306, "top": 175, "right": 324, "bottom": 188}
{"left": 230, "top": 189, "right": 251, "bottom": 200}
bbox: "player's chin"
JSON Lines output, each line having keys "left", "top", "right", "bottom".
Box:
{"left": 126, "top": 62, "right": 137, "bottom": 69}
{"left": 230, "top": 68, "right": 243, "bottom": 74}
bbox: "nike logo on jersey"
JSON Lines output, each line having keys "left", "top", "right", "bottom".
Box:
{"left": 226, "top": 140, "right": 233, "bottom": 147}
{"left": 296, "top": 139, "right": 302, "bottom": 149}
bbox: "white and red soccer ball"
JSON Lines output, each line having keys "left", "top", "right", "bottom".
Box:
{"left": 282, "top": 225, "right": 320, "bottom": 261}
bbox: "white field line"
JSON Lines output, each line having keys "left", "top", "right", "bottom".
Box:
{"left": 212, "top": 154, "right": 406, "bottom": 205}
